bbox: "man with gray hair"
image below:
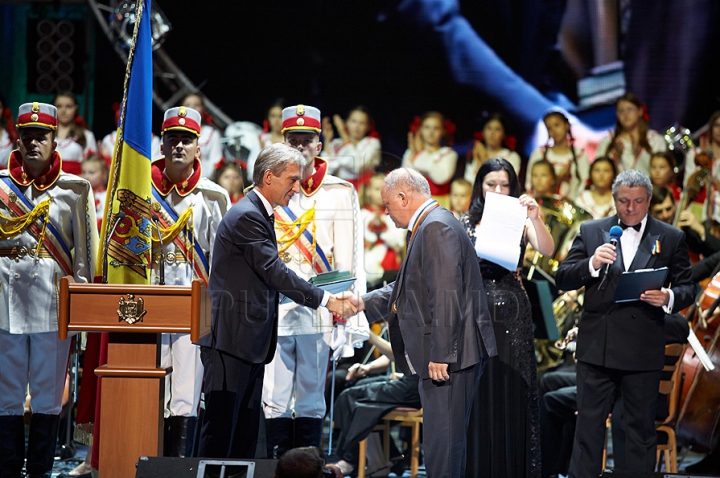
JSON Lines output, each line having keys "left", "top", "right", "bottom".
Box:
{"left": 196, "top": 142, "right": 356, "bottom": 459}
{"left": 556, "top": 169, "right": 694, "bottom": 477}
{"left": 341, "top": 167, "right": 497, "bottom": 477}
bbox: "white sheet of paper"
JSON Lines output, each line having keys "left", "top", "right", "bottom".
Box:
{"left": 474, "top": 192, "right": 527, "bottom": 271}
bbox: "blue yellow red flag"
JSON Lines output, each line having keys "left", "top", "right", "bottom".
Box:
{"left": 97, "top": 0, "right": 153, "bottom": 284}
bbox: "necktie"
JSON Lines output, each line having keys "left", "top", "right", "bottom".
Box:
{"left": 405, "top": 230, "right": 412, "bottom": 252}
{"left": 619, "top": 221, "right": 641, "bottom": 232}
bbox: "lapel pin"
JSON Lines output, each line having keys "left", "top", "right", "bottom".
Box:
{"left": 651, "top": 239, "right": 661, "bottom": 255}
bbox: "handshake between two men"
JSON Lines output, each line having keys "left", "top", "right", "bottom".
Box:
{"left": 324, "top": 291, "right": 451, "bottom": 382}
{"left": 324, "top": 291, "right": 363, "bottom": 321}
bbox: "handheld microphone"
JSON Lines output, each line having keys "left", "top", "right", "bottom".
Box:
{"left": 598, "top": 225, "right": 623, "bottom": 291}
{"left": 102, "top": 211, "right": 126, "bottom": 284}
{"left": 152, "top": 214, "right": 165, "bottom": 286}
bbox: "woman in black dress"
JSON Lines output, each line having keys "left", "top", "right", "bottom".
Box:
{"left": 462, "top": 157, "right": 554, "bottom": 477}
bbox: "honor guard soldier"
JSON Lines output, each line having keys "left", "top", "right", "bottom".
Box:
{"left": 261, "top": 104, "right": 369, "bottom": 458}
{"left": 0, "top": 102, "right": 98, "bottom": 478}
{"left": 151, "top": 106, "right": 229, "bottom": 457}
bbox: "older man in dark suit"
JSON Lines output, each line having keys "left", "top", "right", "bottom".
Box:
{"left": 196, "top": 143, "right": 355, "bottom": 459}
{"left": 343, "top": 167, "right": 497, "bottom": 478}
{"left": 556, "top": 169, "right": 694, "bottom": 477}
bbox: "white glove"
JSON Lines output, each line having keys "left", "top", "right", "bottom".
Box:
{"left": 330, "top": 324, "right": 347, "bottom": 361}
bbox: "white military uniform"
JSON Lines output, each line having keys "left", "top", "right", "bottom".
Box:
{"left": 151, "top": 157, "right": 229, "bottom": 417}
{"left": 0, "top": 150, "right": 98, "bottom": 415}
{"left": 322, "top": 136, "right": 381, "bottom": 186}
{"left": 263, "top": 158, "right": 369, "bottom": 420}
{"left": 596, "top": 129, "right": 667, "bottom": 175}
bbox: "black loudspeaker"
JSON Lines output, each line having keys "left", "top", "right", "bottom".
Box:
{"left": 26, "top": 17, "right": 87, "bottom": 95}
{"left": 135, "top": 457, "right": 277, "bottom": 478}
{"left": 601, "top": 471, "right": 720, "bottom": 477}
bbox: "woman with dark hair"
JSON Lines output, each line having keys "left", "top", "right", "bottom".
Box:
{"left": 259, "top": 100, "right": 284, "bottom": 149}
{"left": 402, "top": 111, "right": 458, "bottom": 209}
{"left": 575, "top": 156, "right": 618, "bottom": 218}
{"left": 649, "top": 151, "right": 680, "bottom": 201}
{"left": 526, "top": 110, "right": 589, "bottom": 201}
{"left": 465, "top": 113, "right": 522, "bottom": 183}
{"left": 596, "top": 92, "right": 666, "bottom": 175}
{"left": 683, "top": 110, "right": 720, "bottom": 223}
{"left": 212, "top": 161, "right": 244, "bottom": 204}
{"left": 322, "top": 105, "right": 381, "bottom": 189}
{"left": 462, "top": 157, "right": 553, "bottom": 478}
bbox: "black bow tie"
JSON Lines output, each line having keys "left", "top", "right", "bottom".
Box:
{"left": 619, "top": 221, "right": 641, "bottom": 232}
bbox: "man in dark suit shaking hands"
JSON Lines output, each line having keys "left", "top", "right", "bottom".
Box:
{"left": 342, "top": 168, "right": 497, "bottom": 477}
{"left": 196, "top": 143, "right": 356, "bottom": 459}
{"left": 556, "top": 169, "right": 694, "bottom": 477}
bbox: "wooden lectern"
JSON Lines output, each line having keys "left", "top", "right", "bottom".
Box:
{"left": 58, "top": 277, "right": 211, "bottom": 478}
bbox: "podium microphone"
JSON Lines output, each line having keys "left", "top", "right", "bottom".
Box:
{"left": 152, "top": 214, "right": 165, "bottom": 285}
{"left": 598, "top": 225, "right": 623, "bottom": 291}
{"left": 102, "top": 211, "right": 126, "bottom": 284}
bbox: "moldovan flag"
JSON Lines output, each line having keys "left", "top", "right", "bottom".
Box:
{"left": 97, "top": 0, "right": 153, "bottom": 284}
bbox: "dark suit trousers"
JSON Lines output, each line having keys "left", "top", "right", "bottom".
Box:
{"left": 539, "top": 370, "right": 577, "bottom": 477}
{"left": 197, "top": 347, "right": 265, "bottom": 459}
{"left": 418, "top": 360, "right": 484, "bottom": 478}
{"left": 569, "top": 361, "right": 661, "bottom": 478}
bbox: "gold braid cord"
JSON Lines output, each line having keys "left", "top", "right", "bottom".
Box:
{"left": 276, "top": 205, "right": 316, "bottom": 256}
{"left": 151, "top": 208, "right": 194, "bottom": 249}
{"left": 0, "top": 197, "right": 52, "bottom": 256}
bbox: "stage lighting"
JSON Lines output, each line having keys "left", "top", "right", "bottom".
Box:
{"left": 110, "top": 1, "right": 171, "bottom": 51}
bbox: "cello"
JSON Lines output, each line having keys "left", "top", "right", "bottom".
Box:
{"left": 676, "top": 270, "right": 720, "bottom": 452}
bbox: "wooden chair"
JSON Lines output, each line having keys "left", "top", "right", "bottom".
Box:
{"left": 602, "top": 343, "right": 686, "bottom": 472}
{"left": 357, "top": 407, "right": 423, "bottom": 478}
{"left": 655, "top": 343, "right": 686, "bottom": 472}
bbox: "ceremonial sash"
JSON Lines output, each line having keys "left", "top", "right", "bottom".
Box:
{"left": 407, "top": 201, "right": 439, "bottom": 245}
{"left": 275, "top": 205, "right": 332, "bottom": 274}
{"left": 0, "top": 177, "right": 73, "bottom": 275}
{"left": 151, "top": 188, "right": 210, "bottom": 286}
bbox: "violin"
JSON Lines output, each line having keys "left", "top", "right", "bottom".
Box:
{"left": 673, "top": 151, "right": 712, "bottom": 227}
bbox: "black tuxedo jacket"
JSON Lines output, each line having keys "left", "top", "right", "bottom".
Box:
{"left": 197, "top": 190, "right": 324, "bottom": 363}
{"left": 362, "top": 206, "right": 497, "bottom": 379}
{"left": 556, "top": 215, "right": 694, "bottom": 371}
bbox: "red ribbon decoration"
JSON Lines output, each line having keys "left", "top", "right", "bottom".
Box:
{"left": 409, "top": 116, "right": 422, "bottom": 134}
{"left": 641, "top": 104, "right": 650, "bottom": 123}
{"left": 74, "top": 115, "right": 88, "bottom": 130}
{"left": 368, "top": 119, "right": 381, "bottom": 139}
{"left": 443, "top": 119, "right": 456, "bottom": 146}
